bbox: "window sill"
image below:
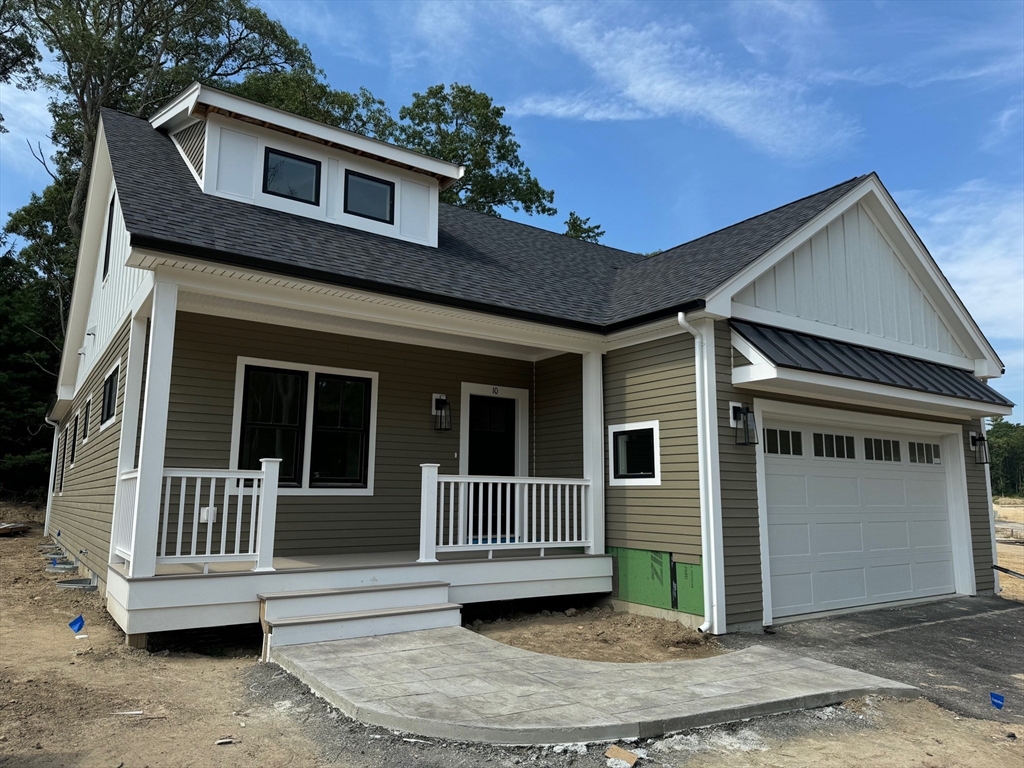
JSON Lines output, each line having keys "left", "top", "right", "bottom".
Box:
{"left": 608, "top": 477, "right": 661, "bottom": 487}
{"left": 278, "top": 486, "right": 374, "bottom": 497}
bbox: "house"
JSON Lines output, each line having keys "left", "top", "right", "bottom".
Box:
{"left": 45, "top": 83, "right": 1013, "bottom": 653}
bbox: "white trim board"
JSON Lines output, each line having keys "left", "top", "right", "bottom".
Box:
{"left": 228, "top": 356, "right": 379, "bottom": 496}
{"left": 752, "top": 398, "right": 976, "bottom": 627}
{"left": 607, "top": 420, "right": 662, "bottom": 487}
{"left": 458, "top": 382, "right": 530, "bottom": 477}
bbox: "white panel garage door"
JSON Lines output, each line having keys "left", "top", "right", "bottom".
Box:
{"left": 766, "top": 420, "right": 955, "bottom": 618}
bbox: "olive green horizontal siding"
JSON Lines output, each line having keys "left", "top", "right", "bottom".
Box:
{"left": 715, "top": 321, "right": 762, "bottom": 627}
{"left": 534, "top": 354, "right": 584, "bottom": 479}
{"left": 962, "top": 423, "right": 994, "bottom": 592}
{"left": 49, "top": 318, "right": 131, "bottom": 588}
{"left": 166, "top": 312, "right": 544, "bottom": 556}
{"left": 603, "top": 335, "right": 700, "bottom": 558}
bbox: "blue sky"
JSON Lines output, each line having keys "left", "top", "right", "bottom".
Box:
{"left": 1, "top": 0, "right": 1022, "bottom": 417}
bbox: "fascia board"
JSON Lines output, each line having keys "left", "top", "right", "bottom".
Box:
{"left": 131, "top": 250, "right": 606, "bottom": 354}
{"left": 148, "top": 82, "right": 201, "bottom": 131}
{"left": 734, "top": 364, "right": 1013, "bottom": 419}
{"left": 196, "top": 86, "right": 463, "bottom": 183}
{"left": 55, "top": 121, "right": 114, "bottom": 403}
{"left": 703, "top": 179, "right": 873, "bottom": 316}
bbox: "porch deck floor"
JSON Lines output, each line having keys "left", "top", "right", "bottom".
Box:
{"left": 271, "top": 626, "right": 917, "bottom": 744}
{"left": 148, "top": 550, "right": 421, "bottom": 576}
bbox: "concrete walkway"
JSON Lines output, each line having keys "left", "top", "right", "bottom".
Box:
{"left": 272, "top": 627, "right": 916, "bottom": 744}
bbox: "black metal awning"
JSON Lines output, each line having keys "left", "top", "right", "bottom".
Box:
{"left": 731, "top": 320, "right": 1013, "bottom": 408}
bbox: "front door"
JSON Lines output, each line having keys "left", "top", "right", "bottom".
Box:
{"left": 467, "top": 395, "right": 517, "bottom": 542}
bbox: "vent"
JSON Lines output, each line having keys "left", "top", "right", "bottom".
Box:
{"left": 172, "top": 120, "right": 206, "bottom": 178}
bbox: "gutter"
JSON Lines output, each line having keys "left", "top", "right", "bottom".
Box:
{"left": 677, "top": 313, "right": 724, "bottom": 634}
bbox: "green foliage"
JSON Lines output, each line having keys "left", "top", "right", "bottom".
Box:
{"left": 563, "top": 211, "right": 604, "bottom": 243}
{"left": 988, "top": 416, "right": 1024, "bottom": 497}
{"left": 221, "top": 66, "right": 396, "bottom": 138}
{"left": 0, "top": 0, "right": 42, "bottom": 131}
{"left": 396, "top": 83, "right": 556, "bottom": 217}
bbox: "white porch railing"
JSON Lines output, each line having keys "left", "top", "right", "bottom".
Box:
{"left": 113, "top": 469, "right": 139, "bottom": 560}
{"left": 112, "top": 459, "right": 280, "bottom": 573}
{"left": 418, "top": 464, "right": 593, "bottom": 562}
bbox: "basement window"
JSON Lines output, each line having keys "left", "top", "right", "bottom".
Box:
{"left": 608, "top": 421, "right": 661, "bottom": 486}
{"left": 813, "top": 432, "right": 856, "bottom": 460}
{"left": 263, "top": 147, "right": 321, "bottom": 205}
{"left": 344, "top": 169, "right": 395, "bottom": 224}
{"left": 865, "top": 437, "right": 901, "bottom": 462}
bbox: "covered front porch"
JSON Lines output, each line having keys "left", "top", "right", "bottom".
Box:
{"left": 104, "top": 274, "right": 611, "bottom": 637}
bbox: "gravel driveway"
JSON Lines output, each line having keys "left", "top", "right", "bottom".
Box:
{"left": 719, "top": 596, "right": 1024, "bottom": 721}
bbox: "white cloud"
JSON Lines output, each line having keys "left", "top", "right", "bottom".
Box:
{"left": 897, "top": 180, "right": 1024, "bottom": 416}
{"left": 729, "top": 0, "right": 831, "bottom": 70}
{"left": 0, "top": 85, "right": 56, "bottom": 179}
{"left": 982, "top": 95, "right": 1024, "bottom": 151}
{"left": 509, "top": 3, "right": 860, "bottom": 160}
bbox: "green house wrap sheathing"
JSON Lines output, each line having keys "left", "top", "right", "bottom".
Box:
{"left": 608, "top": 546, "right": 704, "bottom": 615}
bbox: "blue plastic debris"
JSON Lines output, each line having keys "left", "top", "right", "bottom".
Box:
{"left": 68, "top": 615, "right": 85, "bottom": 633}
{"left": 56, "top": 530, "right": 61, "bottom": 536}
{"left": 51, "top": 557, "right": 58, "bottom": 566}
{"left": 991, "top": 693, "right": 1005, "bottom": 710}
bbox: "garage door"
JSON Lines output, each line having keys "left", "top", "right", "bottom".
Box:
{"left": 765, "top": 420, "right": 955, "bottom": 618}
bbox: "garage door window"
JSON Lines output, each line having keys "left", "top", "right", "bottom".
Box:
{"left": 813, "top": 432, "right": 855, "bottom": 460}
{"left": 764, "top": 428, "right": 802, "bottom": 456}
{"left": 865, "top": 437, "right": 901, "bottom": 462}
{"left": 909, "top": 442, "right": 941, "bottom": 465}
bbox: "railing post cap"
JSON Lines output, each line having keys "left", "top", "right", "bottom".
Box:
{"left": 259, "top": 458, "right": 284, "bottom": 463}
{"left": 420, "top": 463, "right": 441, "bottom": 468}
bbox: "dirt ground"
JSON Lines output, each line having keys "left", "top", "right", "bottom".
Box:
{"left": 1, "top": 505, "right": 1022, "bottom": 767}
{"left": 473, "top": 607, "right": 721, "bottom": 662}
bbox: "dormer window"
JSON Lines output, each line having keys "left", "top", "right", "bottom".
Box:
{"left": 263, "top": 147, "right": 321, "bottom": 206}
{"left": 344, "top": 170, "right": 394, "bottom": 224}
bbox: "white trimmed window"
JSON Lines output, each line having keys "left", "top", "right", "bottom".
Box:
{"left": 607, "top": 420, "right": 661, "bottom": 486}
{"left": 230, "top": 357, "right": 378, "bottom": 495}
{"left": 98, "top": 361, "right": 120, "bottom": 430}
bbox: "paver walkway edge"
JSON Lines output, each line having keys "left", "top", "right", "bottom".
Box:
{"left": 271, "top": 626, "right": 918, "bottom": 744}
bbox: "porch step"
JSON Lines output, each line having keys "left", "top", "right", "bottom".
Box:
{"left": 259, "top": 581, "right": 451, "bottom": 623}
{"left": 263, "top": 603, "right": 463, "bottom": 657}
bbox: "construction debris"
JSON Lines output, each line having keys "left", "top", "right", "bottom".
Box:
{"left": 215, "top": 736, "right": 241, "bottom": 745}
{"left": 605, "top": 744, "right": 640, "bottom": 766}
{"left": 0, "top": 523, "right": 31, "bottom": 536}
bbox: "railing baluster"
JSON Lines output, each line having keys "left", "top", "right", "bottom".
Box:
{"left": 160, "top": 475, "right": 171, "bottom": 557}
{"left": 190, "top": 477, "right": 201, "bottom": 556}
{"left": 486, "top": 482, "right": 492, "bottom": 545}
{"left": 248, "top": 478, "right": 259, "bottom": 554}
{"left": 220, "top": 476, "right": 230, "bottom": 556}
{"left": 176, "top": 476, "right": 186, "bottom": 557}
{"left": 205, "top": 477, "right": 216, "bottom": 556}
{"left": 447, "top": 481, "right": 455, "bottom": 546}
{"left": 531, "top": 482, "right": 537, "bottom": 543}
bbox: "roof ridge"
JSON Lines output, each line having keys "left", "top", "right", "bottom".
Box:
{"left": 645, "top": 173, "right": 871, "bottom": 265}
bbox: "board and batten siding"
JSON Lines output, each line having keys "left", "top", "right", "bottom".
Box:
{"left": 49, "top": 318, "right": 131, "bottom": 589}
{"left": 164, "top": 312, "right": 583, "bottom": 556}
{"left": 734, "top": 202, "right": 968, "bottom": 360}
{"left": 715, "top": 321, "right": 762, "bottom": 627}
{"left": 533, "top": 354, "right": 584, "bottom": 479}
{"left": 603, "top": 335, "right": 701, "bottom": 559}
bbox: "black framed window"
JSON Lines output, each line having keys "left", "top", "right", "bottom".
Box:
{"left": 102, "top": 194, "right": 115, "bottom": 279}
{"left": 101, "top": 367, "right": 118, "bottom": 424}
{"left": 613, "top": 427, "right": 656, "bottom": 479}
{"left": 239, "top": 366, "right": 308, "bottom": 485}
{"left": 813, "top": 432, "right": 855, "bottom": 459}
{"left": 59, "top": 427, "right": 68, "bottom": 492}
{"left": 865, "top": 437, "right": 901, "bottom": 462}
{"left": 263, "top": 147, "right": 321, "bottom": 205}
{"left": 69, "top": 415, "right": 79, "bottom": 466}
{"left": 764, "top": 428, "right": 803, "bottom": 456}
{"left": 344, "top": 169, "right": 394, "bottom": 224}
{"left": 82, "top": 400, "right": 91, "bottom": 441}
{"left": 309, "top": 373, "right": 372, "bottom": 487}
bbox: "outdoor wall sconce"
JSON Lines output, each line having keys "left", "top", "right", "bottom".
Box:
{"left": 731, "top": 403, "right": 758, "bottom": 446}
{"left": 969, "top": 431, "right": 990, "bottom": 465}
{"left": 432, "top": 394, "right": 452, "bottom": 431}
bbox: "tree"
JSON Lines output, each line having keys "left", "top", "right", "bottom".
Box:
{"left": 563, "top": 211, "right": 604, "bottom": 243}
{"left": 988, "top": 416, "right": 1024, "bottom": 498}
{"left": 29, "top": 0, "right": 311, "bottom": 236}
{"left": 396, "top": 83, "right": 556, "bottom": 217}
{"left": 0, "top": 0, "right": 42, "bottom": 131}
{"left": 222, "top": 65, "right": 396, "bottom": 138}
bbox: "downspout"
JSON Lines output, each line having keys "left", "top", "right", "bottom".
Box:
{"left": 677, "top": 313, "right": 719, "bottom": 634}
{"left": 43, "top": 414, "right": 60, "bottom": 538}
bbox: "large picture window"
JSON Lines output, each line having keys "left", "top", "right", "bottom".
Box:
{"left": 608, "top": 420, "right": 661, "bottom": 486}
{"left": 239, "top": 366, "right": 308, "bottom": 485}
{"left": 233, "top": 359, "right": 378, "bottom": 494}
{"left": 263, "top": 147, "right": 321, "bottom": 205}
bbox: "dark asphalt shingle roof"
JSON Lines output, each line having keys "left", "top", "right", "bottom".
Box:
{"left": 732, "top": 320, "right": 1013, "bottom": 407}
{"left": 102, "top": 107, "right": 865, "bottom": 331}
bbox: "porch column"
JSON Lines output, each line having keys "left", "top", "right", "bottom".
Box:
{"left": 418, "top": 463, "right": 439, "bottom": 562}
{"left": 108, "top": 310, "right": 149, "bottom": 566}
{"left": 128, "top": 281, "right": 178, "bottom": 578}
{"left": 582, "top": 351, "right": 605, "bottom": 555}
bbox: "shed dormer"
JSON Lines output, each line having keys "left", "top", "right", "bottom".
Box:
{"left": 149, "top": 83, "right": 463, "bottom": 247}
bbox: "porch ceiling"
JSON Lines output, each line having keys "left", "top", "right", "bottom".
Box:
{"left": 176, "top": 290, "right": 569, "bottom": 362}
